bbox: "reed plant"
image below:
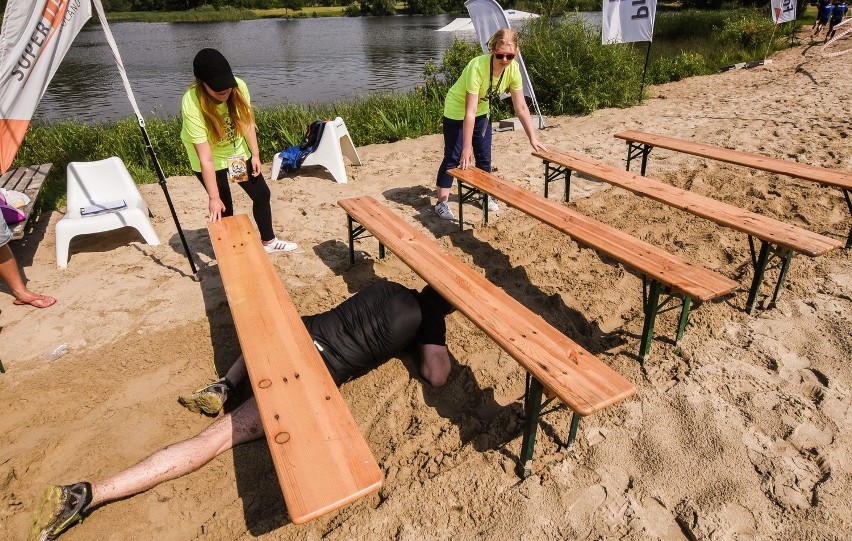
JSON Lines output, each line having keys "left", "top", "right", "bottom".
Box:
{"left": 106, "top": 6, "right": 258, "bottom": 23}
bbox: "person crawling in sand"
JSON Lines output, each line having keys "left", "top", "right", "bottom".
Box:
{"left": 29, "top": 280, "right": 455, "bottom": 540}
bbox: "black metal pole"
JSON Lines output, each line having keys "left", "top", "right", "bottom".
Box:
{"left": 638, "top": 41, "right": 652, "bottom": 103}
{"left": 137, "top": 117, "right": 198, "bottom": 276}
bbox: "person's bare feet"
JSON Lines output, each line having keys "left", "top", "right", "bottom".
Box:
{"left": 13, "top": 292, "right": 56, "bottom": 308}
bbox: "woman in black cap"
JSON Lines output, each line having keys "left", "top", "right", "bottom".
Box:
{"left": 180, "top": 48, "right": 296, "bottom": 253}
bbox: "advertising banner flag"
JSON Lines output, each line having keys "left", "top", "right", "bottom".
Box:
{"left": 771, "top": 0, "right": 797, "bottom": 24}
{"left": 602, "top": 0, "right": 657, "bottom": 44}
{"left": 0, "top": 0, "right": 92, "bottom": 172}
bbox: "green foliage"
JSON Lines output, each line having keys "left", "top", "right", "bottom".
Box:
{"left": 519, "top": 16, "right": 642, "bottom": 114}
{"left": 717, "top": 12, "right": 775, "bottom": 51}
{"left": 422, "top": 38, "right": 481, "bottom": 89}
{"left": 648, "top": 52, "right": 706, "bottom": 84}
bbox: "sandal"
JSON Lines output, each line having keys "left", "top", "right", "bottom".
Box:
{"left": 14, "top": 294, "right": 56, "bottom": 309}
{"left": 263, "top": 238, "right": 298, "bottom": 253}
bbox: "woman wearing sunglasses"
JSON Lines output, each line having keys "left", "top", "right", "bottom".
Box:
{"left": 433, "top": 28, "right": 546, "bottom": 220}
{"left": 180, "top": 48, "right": 297, "bottom": 253}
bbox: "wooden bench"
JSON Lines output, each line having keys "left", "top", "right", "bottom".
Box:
{"left": 533, "top": 149, "right": 843, "bottom": 314}
{"left": 448, "top": 167, "right": 739, "bottom": 361}
{"left": 614, "top": 130, "right": 852, "bottom": 248}
{"left": 1, "top": 163, "right": 51, "bottom": 240}
{"left": 338, "top": 196, "right": 636, "bottom": 478}
{"left": 208, "top": 215, "right": 382, "bottom": 524}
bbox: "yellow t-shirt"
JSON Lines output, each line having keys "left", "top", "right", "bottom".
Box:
{"left": 443, "top": 54, "right": 523, "bottom": 120}
{"left": 180, "top": 77, "right": 252, "bottom": 172}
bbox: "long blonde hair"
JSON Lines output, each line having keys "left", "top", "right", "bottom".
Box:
{"left": 487, "top": 28, "right": 519, "bottom": 52}
{"left": 193, "top": 79, "right": 255, "bottom": 144}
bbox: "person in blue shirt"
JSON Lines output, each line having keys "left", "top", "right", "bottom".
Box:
{"left": 827, "top": 1, "right": 848, "bottom": 40}
{"left": 815, "top": 0, "right": 834, "bottom": 36}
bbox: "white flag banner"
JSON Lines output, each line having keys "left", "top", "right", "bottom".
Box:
{"left": 0, "top": 0, "right": 92, "bottom": 172}
{"left": 602, "top": 0, "right": 657, "bottom": 44}
{"left": 771, "top": 0, "right": 796, "bottom": 24}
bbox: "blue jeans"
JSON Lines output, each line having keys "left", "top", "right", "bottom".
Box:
{"left": 435, "top": 114, "right": 492, "bottom": 189}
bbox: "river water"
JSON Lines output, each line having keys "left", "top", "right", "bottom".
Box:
{"left": 37, "top": 15, "right": 466, "bottom": 123}
{"left": 36, "top": 13, "right": 600, "bottom": 124}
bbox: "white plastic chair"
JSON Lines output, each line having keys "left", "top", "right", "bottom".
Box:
{"left": 55, "top": 157, "right": 160, "bottom": 268}
{"left": 272, "top": 116, "right": 362, "bottom": 184}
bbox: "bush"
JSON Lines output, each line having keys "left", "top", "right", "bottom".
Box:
{"left": 717, "top": 12, "right": 775, "bottom": 51}
{"left": 648, "top": 51, "right": 707, "bottom": 84}
{"left": 519, "top": 16, "right": 643, "bottom": 114}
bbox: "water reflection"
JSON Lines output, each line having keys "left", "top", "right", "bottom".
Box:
{"left": 36, "top": 15, "right": 464, "bottom": 123}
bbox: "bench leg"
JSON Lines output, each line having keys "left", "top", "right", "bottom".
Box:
{"left": 843, "top": 188, "right": 851, "bottom": 248}
{"left": 567, "top": 412, "right": 581, "bottom": 446}
{"left": 767, "top": 249, "right": 793, "bottom": 310}
{"left": 639, "top": 279, "right": 662, "bottom": 364}
{"left": 379, "top": 242, "right": 385, "bottom": 260}
{"left": 519, "top": 375, "right": 544, "bottom": 479}
{"left": 347, "top": 215, "right": 356, "bottom": 264}
{"left": 746, "top": 238, "right": 771, "bottom": 315}
{"left": 674, "top": 295, "right": 692, "bottom": 355}
{"left": 626, "top": 143, "right": 653, "bottom": 175}
{"left": 543, "top": 162, "right": 571, "bottom": 202}
{"left": 0, "top": 359, "right": 4, "bottom": 373}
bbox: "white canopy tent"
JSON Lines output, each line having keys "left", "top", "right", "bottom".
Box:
{"left": 436, "top": 10, "right": 540, "bottom": 32}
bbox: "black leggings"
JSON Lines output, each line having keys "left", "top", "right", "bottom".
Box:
{"left": 195, "top": 167, "right": 274, "bottom": 242}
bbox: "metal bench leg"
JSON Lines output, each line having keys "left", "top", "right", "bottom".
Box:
{"left": 0, "top": 359, "right": 5, "bottom": 373}
{"left": 626, "top": 143, "right": 653, "bottom": 175}
{"left": 567, "top": 412, "right": 581, "bottom": 446}
{"left": 379, "top": 242, "right": 385, "bottom": 260}
{"left": 543, "top": 161, "right": 572, "bottom": 202}
{"left": 767, "top": 249, "right": 793, "bottom": 309}
{"left": 518, "top": 375, "right": 544, "bottom": 479}
{"left": 639, "top": 279, "right": 662, "bottom": 364}
{"left": 347, "top": 215, "right": 356, "bottom": 264}
{"left": 458, "top": 181, "right": 464, "bottom": 232}
{"left": 843, "top": 188, "right": 851, "bottom": 248}
{"left": 746, "top": 238, "right": 771, "bottom": 315}
{"left": 674, "top": 295, "right": 692, "bottom": 354}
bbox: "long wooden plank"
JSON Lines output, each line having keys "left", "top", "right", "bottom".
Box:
{"left": 614, "top": 130, "right": 852, "bottom": 191}
{"left": 339, "top": 196, "right": 636, "bottom": 416}
{"left": 534, "top": 150, "right": 842, "bottom": 257}
{"left": 448, "top": 167, "right": 739, "bottom": 302}
{"left": 0, "top": 163, "right": 52, "bottom": 240}
{"left": 208, "top": 215, "right": 382, "bottom": 524}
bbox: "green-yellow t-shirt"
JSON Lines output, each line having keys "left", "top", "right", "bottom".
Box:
{"left": 180, "top": 77, "right": 253, "bottom": 172}
{"left": 443, "top": 54, "right": 523, "bottom": 120}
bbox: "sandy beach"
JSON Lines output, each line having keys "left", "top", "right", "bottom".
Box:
{"left": 1, "top": 39, "right": 850, "bottom": 541}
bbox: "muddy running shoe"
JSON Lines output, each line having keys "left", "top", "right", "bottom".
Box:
{"left": 434, "top": 201, "right": 454, "bottom": 220}
{"left": 28, "top": 482, "right": 92, "bottom": 541}
{"left": 178, "top": 381, "right": 229, "bottom": 415}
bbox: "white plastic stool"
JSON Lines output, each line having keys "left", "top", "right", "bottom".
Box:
{"left": 272, "top": 117, "right": 362, "bottom": 184}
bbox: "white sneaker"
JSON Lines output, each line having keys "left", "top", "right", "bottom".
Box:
{"left": 264, "top": 238, "right": 298, "bottom": 253}
{"left": 480, "top": 195, "right": 499, "bottom": 212}
{"left": 434, "top": 201, "right": 454, "bottom": 220}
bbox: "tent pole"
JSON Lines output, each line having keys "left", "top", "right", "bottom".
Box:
{"left": 638, "top": 41, "right": 652, "bottom": 103}
{"left": 765, "top": 23, "right": 779, "bottom": 61}
{"left": 137, "top": 116, "right": 198, "bottom": 276}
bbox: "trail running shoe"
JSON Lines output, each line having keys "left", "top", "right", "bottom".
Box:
{"left": 434, "top": 201, "right": 454, "bottom": 220}
{"left": 28, "top": 482, "right": 91, "bottom": 541}
{"left": 178, "top": 381, "right": 229, "bottom": 415}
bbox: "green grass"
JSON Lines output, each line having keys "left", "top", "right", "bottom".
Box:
{"left": 106, "top": 7, "right": 259, "bottom": 23}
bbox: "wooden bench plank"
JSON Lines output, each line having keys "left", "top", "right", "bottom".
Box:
{"left": 338, "top": 196, "right": 636, "bottom": 417}
{"left": 208, "top": 215, "right": 382, "bottom": 524}
{"left": 534, "top": 150, "right": 843, "bottom": 257}
{"left": 1, "top": 163, "right": 51, "bottom": 240}
{"left": 448, "top": 167, "right": 739, "bottom": 302}
{"left": 614, "top": 130, "right": 852, "bottom": 191}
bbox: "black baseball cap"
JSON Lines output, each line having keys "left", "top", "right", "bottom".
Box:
{"left": 193, "top": 48, "right": 237, "bottom": 92}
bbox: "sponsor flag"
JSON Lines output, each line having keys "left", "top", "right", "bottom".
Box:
{"left": 602, "top": 0, "right": 657, "bottom": 44}
{"left": 0, "top": 0, "right": 92, "bottom": 172}
{"left": 771, "top": 0, "right": 797, "bottom": 24}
